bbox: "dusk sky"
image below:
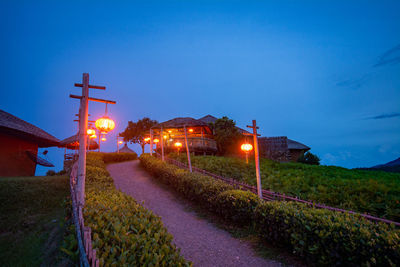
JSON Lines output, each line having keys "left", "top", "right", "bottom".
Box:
{"left": 1, "top": 1, "right": 399, "bottom": 175}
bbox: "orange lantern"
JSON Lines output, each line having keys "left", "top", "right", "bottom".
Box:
{"left": 241, "top": 143, "right": 253, "bottom": 152}
{"left": 89, "top": 134, "right": 97, "bottom": 139}
{"left": 95, "top": 116, "right": 115, "bottom": 133}
{"left": 87, "top": 128, "right": 95, "bottom": 135}
{"left": 101, "top": 137, "right": 107, "bottom": 142}
{"left": 241, "top": 143, "right": 253, "bottom": 164}
{"left": 144, "top": 137, "right": 151, "bottom": 142}
{"left": 153, "top": 138, "right": 159, "bottom": 143}
{"left": 188, "top": 128, "right": 194, "bottom": 133}
{"left": 174, "top": 142, "right": 182, "bottom": 148}
{"left": 118, "top": 140, "right": 123, "bottom": 144}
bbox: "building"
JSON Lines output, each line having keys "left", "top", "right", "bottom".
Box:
{"left": 118, "top": 143, "right": 135, "bottom": 153}
{"left": 151, "top": 117, "right": 217, "bottom": 155}
{"left": 258, "top": 136, "right": 310, "bottom": 162}
{"left": 0, "top": 109, "right": 59, "bottom": 176}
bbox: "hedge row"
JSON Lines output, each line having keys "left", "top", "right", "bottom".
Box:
{"left": 84, "top": 152, "right": 190, "bottom": 266}
{"left": 140, "top": 154, "right": 400, "bottom": 266}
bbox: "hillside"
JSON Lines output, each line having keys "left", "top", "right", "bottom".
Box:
{"left": 370, "top": 157, "right": 400, "bottom": 173}
{"left": 170, "top": 154, "right": 400, "bottom": 221}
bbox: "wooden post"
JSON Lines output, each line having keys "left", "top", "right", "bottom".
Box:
{"left": 77, "top": 73, "right": 89, "bottom": 206}
{"left": 150, "top": 129, "right": 153, "bottom": 156}
{"left": 98, "top": 131, "right": 101, "bottom": 152}
{"left": 160, "top": 127, "right": 164, "bottom": 161}
{"left": 184, "top": 126, "right": 192, "bottom": 172}
{"left": 247, "top": 120, "right": 262, "bottom": 198}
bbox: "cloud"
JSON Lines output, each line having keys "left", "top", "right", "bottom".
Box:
{"left": 374, "top": 44, "right": 400, "bottom": 67}
{"left": 364, "top": 112, "right": 400, "bottom": 120}
{"left": 336, "top": 73, "right": 372, "bottom": 90}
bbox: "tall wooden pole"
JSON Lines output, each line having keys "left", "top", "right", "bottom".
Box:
{"left": 160, "top": 127, "right": 164, "bottom": 161}
{"left": 150, "top": 129, "right": 153, "bottom": 156}
{"left": 77, "top": 73, "right": 89, "bottom": 206}
{"left": 184, "top": 126, "right": 192, "bottom": 172}
{"left": 247, "top": 120, "right": 262, "bottom": 198}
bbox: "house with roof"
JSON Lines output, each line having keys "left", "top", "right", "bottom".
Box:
{"left": 151, "top": 117, "right": 217, "bottom": 155}
{"left": 0, "top": 109, "right": 59, "bottom": 176}
{"left": 152, "top": 115, "right": 311, "bottom": 161}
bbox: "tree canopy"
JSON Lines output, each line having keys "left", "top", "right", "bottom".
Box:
{"left": 209, "top": 116, "right": 243, "bottom": 155}
{"left": 119, "top": 117, "right": 158, "bottom": 153}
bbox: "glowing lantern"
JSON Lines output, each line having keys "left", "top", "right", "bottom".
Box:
{"left": 163, "top": 135, "right": 167, "bottom": 139}
{"left": 174, "top": 142, "right": 182, "bottom": 148}
{"left": 174, "top": 142, "right": 182, "bottom": 155}
{"left": 87, "top": 128, "right": 95, "bottom": 135}
{"left": 241, "top": 143, "right": 253, "bottom": 152}
{"left": 118, "top": 141, "right": 123, "bottom": 144}
{"left": 95, "top": 116, "right": 115, "bottom": 133}
{"left": 89, "top": 134, "right": 97, "bottom": 139}
{"left": 153, "top": 138, "right": 159, "bottom": 143}
{"left": 101, "top": 137, "right": 107, "bottom": 142}
{"left": 188, "top": 128, "right": 194, "bottom": 133}
{"left": 144, "top": 137, "right": 151, "bottom": 142}
{"left": 241, "top": 143, "right": 253, "bottom": 164}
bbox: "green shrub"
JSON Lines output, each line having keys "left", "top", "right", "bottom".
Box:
{"left": 46, "top": 170, "right": 56, "bottom": 176}
{"left": 297, "top": 151, "right": 320, "bottom": 165}
{"left": 140, "top": 154, "right": 400, "bottom": 266}
{"left": 84, "top": 153, "right": 190, "bottom": 266}
{"left": 216, "top": 190, "right": 259, "bottom": 225}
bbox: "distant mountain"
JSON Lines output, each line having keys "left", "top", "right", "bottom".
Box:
{"left": 369, "top": 157, "right": 400, "bottom": 173}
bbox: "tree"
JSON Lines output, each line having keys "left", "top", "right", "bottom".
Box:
{"left": 298, "top": 151, "right": 320, "bottom": 165}
{"left": 209, "top": 116, "right": 242, "bottom": 155}
{"left": 120, "top": 117, "right": 158, "bottom": 153}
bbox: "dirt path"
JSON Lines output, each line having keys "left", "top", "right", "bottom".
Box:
{"left": 107, "top": 160, "right": 282, "bottom": 267}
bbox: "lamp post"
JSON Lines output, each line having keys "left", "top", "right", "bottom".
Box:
{"left": 241, "top": 143, "right": 253, "bottom": 164}
{"left": 245, "top": 120, "right": 262, "bottom": 198}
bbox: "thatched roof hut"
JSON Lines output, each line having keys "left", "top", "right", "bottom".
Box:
{"left": 0, "top": 109, "right": 59, "bottom": 147}
{"left": 118, "top": 143, "right": 135, "bottom": 153}
{"left": 198, "top": 115, "right": 250, "bottom": 134}
{"left": 59, "top": 134, "right": 99, "bottom": 150}
{"left": 0, "top": 109, "right": 59, "bottom": 176}
{"left": 151, "top": 117, "right": 208, "bottom": 129}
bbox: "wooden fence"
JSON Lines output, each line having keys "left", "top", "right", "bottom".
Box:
{"left": 70, "top": 162, "right": 99, "bottom": 267}
{"left": 161, "top": 155, "right": 400, "bottom": 226}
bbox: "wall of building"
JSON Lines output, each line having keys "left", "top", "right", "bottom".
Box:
{"left": 0, "top": 133, "right": 38, "bottom": 176}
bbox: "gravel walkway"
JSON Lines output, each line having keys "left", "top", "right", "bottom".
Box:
{"left": 107, "top": 160, "right": 282, "bottom": 267}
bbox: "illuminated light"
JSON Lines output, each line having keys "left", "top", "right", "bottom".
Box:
{"left": 87, "top": 129, "right": 95, "bottom": 135}
{"left": 163, "top": 135, "right": 167, "bottom": 139}
{"left": 89, "top": 134, "right": 97, "bottom": 139}
{"left": 241, "top": 143, "right": 253, "bottom": 152}
{"left": 174, "top": 142, "right": 182, "bottom": 148}
{"left": 95, "top": 116, "right": 115, "bottom": 133}
{"left": 153, "top": 138, "right": 159, "bottom": 143}
{"left": 101, "top": 137, "right": 107, "bottom": 142}
{"left": 118, "top": 141, "right": 123, "bottom": 144}
{"left": 168, "top": 130, "right": 172, "bottom": 133}
{"left": 188, "top": 128, "right": 194, "bottom": 133}
{"left": 144, "top": 137, "right": 151, "bottom": 142}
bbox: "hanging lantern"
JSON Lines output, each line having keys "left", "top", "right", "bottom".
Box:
{"left": 101, "top": 136, "right": 107, "bottom": 142}
{"left": 188, "top": 128, "right": 194, "bottom": 133}
{"left": 174, "top": 142, "right": 182, "bottom": 148}
{"left": 118, "top": 140, "right": 123, "bottom": 144}
{"left": 144, "top": 137, "right": 151, "bottom": 142}
{"left": 95, "top": 116, "right": 115, "bottom": 133}
{"left": 89, "top": 134, "right": 97, "bottom": 139}
{"left": 241, "top": 143, "right": 253, "bottom": 153}
{"left": 153, "top": 138, "right": 159, "bottom": 143}
{"left": 87, "top": 128, "right": 95, "bottom": 135}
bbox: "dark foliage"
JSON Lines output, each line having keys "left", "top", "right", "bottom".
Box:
{"left": 297, "top": 151, "right": 320, "bottom": 165}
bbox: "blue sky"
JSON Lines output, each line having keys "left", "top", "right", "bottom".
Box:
{"left": 0, "top": 1, "right": 399, "bottom": 174}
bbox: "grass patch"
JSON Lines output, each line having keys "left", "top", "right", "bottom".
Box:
{"left": 0, "top": 175, "right": 71, "bottom": 266}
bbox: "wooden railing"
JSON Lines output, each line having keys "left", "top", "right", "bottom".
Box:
{"left": 161, "top": 155, "right": 400, "bottom": 226}
{"left": 70, "top": 162, "right": 99, "bottom": 267}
